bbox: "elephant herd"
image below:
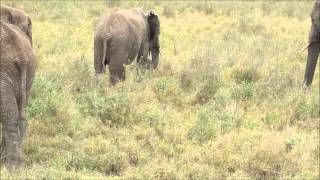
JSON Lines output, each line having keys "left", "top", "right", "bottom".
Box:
{"left": 0, "top": 1, "right": 319, "bottom": 170}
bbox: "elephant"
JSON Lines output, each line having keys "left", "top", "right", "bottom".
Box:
{"left": 0, "top": 7, "right": 36, "bottom": 170}
{"left": 303, "top": 0, "right": 320, "bottom": 87}
{"left": 0, "top": 5, "right": 32, "bottom": 46}
{"left": 94, "top": 8, "right": 160, "bottom": 85}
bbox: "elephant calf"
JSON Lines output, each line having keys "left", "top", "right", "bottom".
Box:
{"left": 303, "top": 0, "right": 320, "bottom": 87}
{"left": 94, "top": 8, "right": 160, "bottom": 85}
{"left": 0, "top": 6, "right": 36, "bottom": 170}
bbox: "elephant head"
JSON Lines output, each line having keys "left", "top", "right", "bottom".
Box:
{"left": 0, "top": 5, "right": 32, "bottom": 45}
{"left": 148, "top": 11, "right": 160, "bottom": 69}
{"left": 303, "top": 0, "right": 320, "bottom": 87}
{"left": 311, "top": 0, "right": 320, "bottom": 28}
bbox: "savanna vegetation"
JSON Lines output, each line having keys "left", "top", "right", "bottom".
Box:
{"left": 0, "top": 1, "right": 319, "bottom": 179}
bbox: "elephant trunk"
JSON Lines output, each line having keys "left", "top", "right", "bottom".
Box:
{"left": 304, "top": 42, "right": 320, "bottom": 87}
{"left": 151, "top": 48, "right": 159, "bottom": 69}
{"left": 150, "top": 36, "right": 160, "bottom": 69}
{"left": 94, "top": 37, "right": 105, "bottom": 74}
{"left": 304, "top": 23, "right": 320, "bottom": 87}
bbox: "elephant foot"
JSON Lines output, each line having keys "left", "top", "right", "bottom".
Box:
{"left": 109, "top": 65, "right": 126, "bottom": 85}
{"left": 302, "top": 83, "right": 312, "bottom": 92}
{"left": 2, "top": 122, "right": 25, "bottom": 171}
{"left": 4, "top": 152, "right": 24, "bottom": 171}
{"left": 138, "top": 59, "right": 154, "bottom": 71}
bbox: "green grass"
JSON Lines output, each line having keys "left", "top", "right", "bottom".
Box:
{"left": 1, "top": 1, "right": 319, "bottom": 179}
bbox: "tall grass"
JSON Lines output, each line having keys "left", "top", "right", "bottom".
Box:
{"left": 0, "top": 1, "right": 319, "bottom": 179}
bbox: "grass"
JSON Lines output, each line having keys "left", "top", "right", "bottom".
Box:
{"left": 0, "top": 1, "right": 319, "bottom": 179}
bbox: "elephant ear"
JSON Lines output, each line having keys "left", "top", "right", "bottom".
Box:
{"left": 1, "top": 9, "right": 14, "bottom": 24}
{"left": 311, "top": 0, "right": 320, "bottom": 29}
{"left": 26, "top": 16, "right": 32, "bottom": 45}
{"left": 27, "top": 16, "right": 32, "bottom": 30}
{"left": 147, "top": 10, "right": 160, "bottom": 41}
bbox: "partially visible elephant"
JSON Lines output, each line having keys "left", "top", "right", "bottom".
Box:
{"left": 0, "top": 7, "right": 36, "bottom": 170}
{"left": 94, "top": 8, "right": 160, "bottom": 85}
{"left": 303, "top": 0, "right": 320, "bottom": 87}
{"left": 0, "top": 5, "right": 32, "bottom": 45}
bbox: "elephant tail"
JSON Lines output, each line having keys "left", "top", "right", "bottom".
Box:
{"left": 16, "top": 58, "right": 27, "bottom": 141}
{"left": 102, "top": 33, "right": 111, "bottom": 65}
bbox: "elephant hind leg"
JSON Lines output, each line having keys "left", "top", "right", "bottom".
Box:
{"left": 3, "top": 115, "right": 23, "bottom": 170}
{"left": 0, "top": 128, "right": 5, "bottom": 163}
{"left": 17, "top": 97, "right": 28, "bottom": 147}
{"left": 0, "top": 92, "right": 23, "bottom": 170}
{"left": 109, "top": 65, "right": 126, "bottom": 85}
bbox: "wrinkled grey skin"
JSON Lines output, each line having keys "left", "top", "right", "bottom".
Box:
{"left": 1, "top": 5, "right": 32, "bottom": 46}
{"left": 304, "top": 0, "right": 320, "bottom": 87}
{"left": 0, "top": 8, "right": 36, "bottom": 170}
{"left": 94, "top": 8, "right": 160, "bottom": 85}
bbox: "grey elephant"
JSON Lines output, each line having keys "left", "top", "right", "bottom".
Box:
{"left": 94, "top": 8, "right": 160, "bottom": 85}
{"left": 302, "top": 0, "right": 320, "bottom": 87}
{"left": 0, "top": 6, "right": 36, "bottom": 170}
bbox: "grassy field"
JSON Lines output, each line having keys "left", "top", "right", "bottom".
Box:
{"left": 1, "top": 1, "right": 319, "bottom": 179}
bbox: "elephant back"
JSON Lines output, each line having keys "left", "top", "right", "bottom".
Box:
{"left": 106, "top": 9, "right": 147, "bottom": 40}
{"left": 0, "top": 21, "right": 36, "bottom": 92}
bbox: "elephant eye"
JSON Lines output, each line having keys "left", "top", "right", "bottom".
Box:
{"left": 27, "top": 18, "right": 32, "bottom": 26}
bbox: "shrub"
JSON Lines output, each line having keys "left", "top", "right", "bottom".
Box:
{"left": 153, "top": 77, "right": 185, "bottom": 107}
{"left": 231, "top": 82, "right": 256, "bottom": 101}
{"left": 232, "top": 65, "right": 260, "bottom": 84}
{"left": 67, "top": 138, "right": 129, "bottom": 175}
{"left": 289, "top": 92, "right": 320, "bottom": 123}
{"left": 193, "top": 78, "right": 221, "bottom": 105}
{"left": 188, "top": 101, "right": 243, "bottom": 143}
{"left": 184, "top": 47, "right": 222, "bottom": 104}
{"left": 65, "top": 55, "right": 93, "bottom": 93}
{"left": 27, "top": 73, "right": 64, "bottom": 118}
{"left": 85, "top": 91, "right": 132, "bottom": 126}
{"left": 180, "top": 70, "right": 193, "bottom": 90}
{"left": 256, "top": 66, "right": 301, "bottom": 98}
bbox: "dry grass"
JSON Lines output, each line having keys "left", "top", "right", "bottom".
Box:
{"left": 0, "top": 1, "right": 319, "bottom": 179}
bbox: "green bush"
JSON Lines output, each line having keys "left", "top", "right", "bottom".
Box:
{"left": 231, "top": 82, "right": 256, "bottom": 101}
{"left": 232, "top": 65, "right": 260, "bottom": 84}
{"left": 85, "top": 91, "right": 132, "bottom": 127}
{"left": 184, "top": 48, "right": 222, "bottom": 104}
{"left": 188, "top": 101, "right": 243, "bottom": 143}
{"left": 153, "top": 77, "right": 185, "bottom": 107}
{"left": 27, "top": 73, "right": 64, "bottom": 117}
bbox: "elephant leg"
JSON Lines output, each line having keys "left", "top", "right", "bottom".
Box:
{"left": 0, "top": 127, "right": 5, "bottom": 163}
{"left": 18, "top": 113, "right": 27, "bottom": 147}
{"left": 3, "top": 113, "right": 23, "bottom": 170}
{"left": 0, "top": 91, "right": 23, "bottom": 170}
{"left": 304, "top": 42, "right": 320, "bottom": 87}
{"left": 109, "top": 65, "right": 126, "bottom": 85}
{"left": 17, "top": 97, "right": 28, "bottom": 147}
